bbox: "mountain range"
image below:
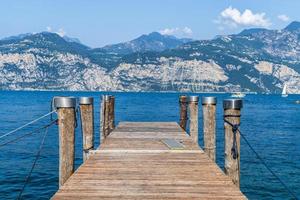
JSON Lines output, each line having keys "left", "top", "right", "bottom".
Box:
{"left": 1, "top": 22, "right": 300, "bottom": 93}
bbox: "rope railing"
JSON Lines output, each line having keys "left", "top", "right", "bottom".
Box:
{"left": 0, "top": 96, "right": 80, "bottom": 199}
{"left": 224, "top": 117, "right": 299, "bottom": 200}
{"left": 0, "top": 110, "right": 59, "bottom": 198}
{"left": 0, "top": 119, "right": 57, "bottom": 148}
{"left": 0, "top": 117, "right": 58, "bottom": 199}
{"left": 239, "top": 130, "right": 298, "bottom": 200}
{"left": 17, "top": 122, "right": 53, "bottom": 200}
{"left": 0, "top": 110, "right": 57, "bottom": 140}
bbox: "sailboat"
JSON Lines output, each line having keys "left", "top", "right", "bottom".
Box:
{"left": 281, "top": 83, "right": 288, "bottom": 97}
{"left": 231, "top": 92, "right": 246, "bottom": 98}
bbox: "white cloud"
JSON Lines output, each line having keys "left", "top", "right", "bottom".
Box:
{"left": 159, "top": 27, "right": 193, "bottom": 37}
{"left": 182, "top": 27, "right": 193, "bottom": 35}
{"left": 278, "top": 14, "right": 290, "bottom": 22}
{"left": 159, "top": 28, "right": 176, "bottom": 35}
{"left": 46, "top": 26, "right": 52, "bottom": 32}
{"left": 216, "top": 6, "right": 271, "bottom": 28}
{"left": 45, "top": 26, "right": 66, "bottom": 37}
{"left": 56, "top": 28, "right": 66, "bottom": 37}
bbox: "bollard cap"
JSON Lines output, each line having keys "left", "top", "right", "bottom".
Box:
{"left": 79, "top": 97, "right": 93, "bottom": 105}
{"left": 179, "top": 95, "right": 188, "bottom": 103}
{"left": 202, "top": 97, "right": 217, "bottom": 105}
{"left": 53, "top": 96, "right": 76, "bottom": 109}
{"left": 103, "top": 95, "right": 111, "bottom": 101}
{"left": 223, "top": 99, "right": 243, "bottom": 110}
{"left": 189, "top": 96, "right": 199, "bottom": 103}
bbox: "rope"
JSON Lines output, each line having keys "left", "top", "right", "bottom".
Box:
{"left": 239, "top": 129, "right": 299, "bottom": 199}
{"left": 224, "top": 115, "right": 299, "bottom": 199}
{"left": 17, "top": 122, "right": 52, "bottom": 200}
{"left": 50, "top": 98, "right": 55, "bottom": 121}
{"left": 204, "top": 146, "right": 216, "bottom": 150}
{"left": 83, "top": 146, "right": 94, "bottom": 153}
{"left": 74, "top": 107, "right": 78, "bottom": 128}
{"left": 0, "top": 120, "right": 57, "bottom": 148}
{"left": 224, "top": 115, "right": 240, "bottom": 160}
{"left": 0, "top": 110, "right": 57, "bottom": 140}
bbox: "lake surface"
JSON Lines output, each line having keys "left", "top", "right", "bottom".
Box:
{"left": 0, "top": 91, "right": 299, "bottom": 199}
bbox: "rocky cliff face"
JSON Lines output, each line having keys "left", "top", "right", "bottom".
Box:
{"left": 1, "top": 24, "right": 300, "bottom": 93}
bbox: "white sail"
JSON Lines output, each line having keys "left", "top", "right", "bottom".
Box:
{"left": 231, "top": 92, "right": 246, "bottom": 98}
{"left": 282, "top": 83, "right": 288, "bottom": 97}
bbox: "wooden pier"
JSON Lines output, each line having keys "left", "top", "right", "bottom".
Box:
{"left": 52, "top": 121, "right": 246, "bottom": 199}
{"left": 51, "top": 96, "right": 246, "bottom": 199}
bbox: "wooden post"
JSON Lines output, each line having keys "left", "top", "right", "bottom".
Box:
{"left": 188, "top": 96, "right": 199, "bottom": 144}
{"left": 104, "top": 95, "right": 110, "bottom": 137}
{"left": 53, "top": 97, "right": 76, "bottom": 188}
{"left": 179, "top": 95, "right": 188, "bottom": 131}
{"left": 108, "top": 96, "right": 115, "bottom": 132}
{"left": 100, "top": 95, "right": 104, "bottom": 142}
{"left": 223, "top": 99, "right": 243, "bottom": 187}
{"left": 101, "top": 95, "right": 110, "bottom": 140}
{"left": 202, "top": 97, "right": 217, "bottom": 162}
{"left": 79, "top": 97, "right": 94, "bottom": 162}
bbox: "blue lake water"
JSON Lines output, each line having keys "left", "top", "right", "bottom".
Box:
{"left": 0, "top": 91, "right": 300, "bottom": 199}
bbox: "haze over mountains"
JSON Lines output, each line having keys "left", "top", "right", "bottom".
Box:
{"left": 1, "top": 22, "right": 300, "bottom": 93}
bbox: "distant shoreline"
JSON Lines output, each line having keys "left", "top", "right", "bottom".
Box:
{"left": 0, "top": 89, "right": 289, "bottom": 95}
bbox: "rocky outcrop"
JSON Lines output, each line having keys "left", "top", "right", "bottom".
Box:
{"left": 1, "top": 22, "right": 300, "bottom": 93}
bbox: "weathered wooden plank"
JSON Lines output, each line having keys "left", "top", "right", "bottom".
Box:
{"left": 108, "top": 132, "right": 188, "bottom": 139}
{"left": 52, "top": 122, "right": 246, "bottom": 199}
{"left": 99, "top": 139, "right": 200, "bottom": 150}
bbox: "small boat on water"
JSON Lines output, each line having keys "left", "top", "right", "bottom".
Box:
{"left": 295, "top": 100, "right": 300, "bottom": 104}
{"left": 282, "top": 83, "right": 288, "bottom": 97}
{"left": 231, "top": 92, "right": 246, "bottom": 98}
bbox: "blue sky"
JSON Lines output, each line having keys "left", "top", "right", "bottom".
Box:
{"left": 0, "top": 0, "right": 299, "bottom": 47}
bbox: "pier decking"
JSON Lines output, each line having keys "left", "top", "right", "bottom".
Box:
{"left": 52, "top": 122, "right": 246, "bottom": 199}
